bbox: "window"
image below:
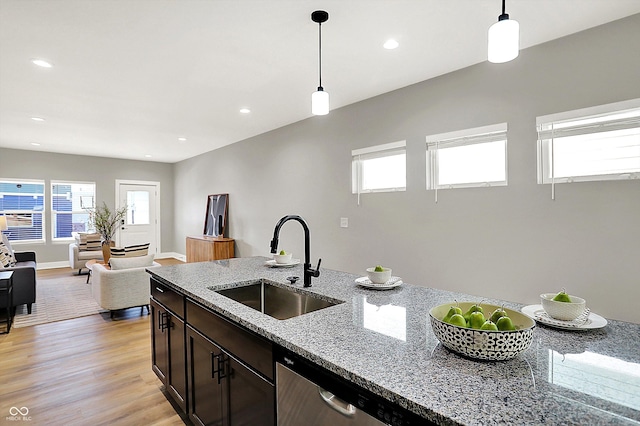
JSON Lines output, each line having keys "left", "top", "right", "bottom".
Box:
{"left": 537, "top": 99, "right": 640, "bottom": 188}
{"left": 0, "top": 179, "right": 45, "bottom": 242}
{"left": 352, "top": 141, "right": 406, "bottom": 202}
{"left": 426, "top": 123, "right": 508, "bottom": 194}
{"left": 51, "top": 181, "right": 96, "bottom": 240}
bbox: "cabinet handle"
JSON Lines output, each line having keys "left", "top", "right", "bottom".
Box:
{"left": 159, "top": 312, "right": 168, "bottom": 332}
{"left": 211, "top": 353, "right": 220, "bottom": 380}
{"left": 155, "top": 287, "right": 164, "bottom": 293}
{"left": 217, "top": 353, "right": 229, "bottom": 384}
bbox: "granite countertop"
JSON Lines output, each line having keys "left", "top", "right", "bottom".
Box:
{"left": 147, "top": 257, "right": 640, "bottom": 426}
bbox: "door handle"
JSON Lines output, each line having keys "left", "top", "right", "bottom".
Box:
{"left": 158, "top": 311, "right": 168, "bottom": 332}
{"left": 318, "top": 388, "right": 356, "bottom": 417}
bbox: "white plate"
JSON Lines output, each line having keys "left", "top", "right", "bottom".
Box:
{"left": 521, "top": 304, "right": 607, "bottom": 330}
{"left": 355, "top": 276, "right": 403, "bottom": 290}
{"left": 264, "top": 259, "right": 300, "bottom": 268}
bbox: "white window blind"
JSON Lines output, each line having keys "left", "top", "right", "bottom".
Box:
{"left": 0, "top": 179, "right": 45, "bottom": 243}
{"left": 426, "top": 123, "right": 508, "bottom": 201}
{"left": 51, "top": 181, "right": 96, "bottom": 240}
{"left": 537, "top": 99, "right": 640, "bottom": 199}
{"left": 352, "top": 141, "right": 406, "bottom": 205}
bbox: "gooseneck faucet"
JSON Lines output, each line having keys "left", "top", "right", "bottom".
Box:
{"left": 270, "top": 215, "right": 321, "bottom": 287}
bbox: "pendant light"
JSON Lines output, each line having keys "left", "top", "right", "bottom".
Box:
{"left": 488, "top": 0, "right": 519, "bottom": 63}
{"left": 311, "top": 10, "right": 329, "bottom": 116}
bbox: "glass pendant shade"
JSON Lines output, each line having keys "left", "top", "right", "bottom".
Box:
{"left": 312, "top": 88, "right": 329, "bottom": 116}
{"left": 488, "top": 18, "right": 519, "bottom": 63}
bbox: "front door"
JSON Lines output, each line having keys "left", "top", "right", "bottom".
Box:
{"left": 116, "top": 181, "right": 160, "bottom": 255}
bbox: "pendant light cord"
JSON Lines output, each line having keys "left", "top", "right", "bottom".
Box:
{"left": 318, "top": 22, "right": 323, "bottom": 88}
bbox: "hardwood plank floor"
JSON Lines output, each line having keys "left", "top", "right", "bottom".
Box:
{"left": 0, "top": 258, "right": 189, "bottom": 426}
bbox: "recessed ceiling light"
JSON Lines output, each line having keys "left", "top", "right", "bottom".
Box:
{"left": 31, "top": 117, "right": 45, "bottom": 122}
{"left": 31, "top": 59, "right": 53, "bottom": 68}
{"left": 30, "top": 142, "right": 41, "bottom": 146}
{"left": 240, "top": 108, "right": 251, "bottom": 114}
{"left": 145, "top": 154, "right": 152, "bottom": 158}
{"left": 178, "top": 137, "right": 187, "bottom": 142}
{"left": 383, "top": 39, "right": 399, "bottom": 50}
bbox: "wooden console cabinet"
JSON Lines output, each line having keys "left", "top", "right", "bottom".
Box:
{"left": 186, "top": 236, "right": 235, "bottom": 263}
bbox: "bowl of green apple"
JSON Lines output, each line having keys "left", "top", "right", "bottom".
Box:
{"left": 429, "top": 301, "right": 535, "bottom": 361}
{"left": 540, "top": 289, "right": 586, "bottom": 321}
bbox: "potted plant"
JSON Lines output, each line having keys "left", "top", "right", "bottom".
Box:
{"left": 88, "top": 202, "right": 127, "bottom": 262}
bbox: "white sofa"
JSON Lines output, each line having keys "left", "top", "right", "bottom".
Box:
{"left": 90, "top": 254, "right": 160, "bottom": 318}
{"left": 69, "top": 242, "right": 104, "bottom": 274}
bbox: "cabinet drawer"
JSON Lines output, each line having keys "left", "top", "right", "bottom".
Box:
{"left": 186, "top": 298, "right": 273, "bottom": 381}
{"left": 151, "top": 278, "right": 184, "bottom": 318}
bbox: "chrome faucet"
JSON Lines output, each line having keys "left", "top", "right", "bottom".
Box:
{"left": 270, "top": 215, "right": 321, "bottom": 287}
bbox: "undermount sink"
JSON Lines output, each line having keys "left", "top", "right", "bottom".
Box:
{"left": 215, "top": 280, "right": 343, "bottom": 320}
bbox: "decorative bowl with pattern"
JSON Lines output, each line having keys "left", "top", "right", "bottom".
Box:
{"left": 429, "top": 302, "right": 535, "bottom": 361}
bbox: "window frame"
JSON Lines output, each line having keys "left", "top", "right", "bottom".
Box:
{"left": 0, "top": 178, "right": 46, "bottom": 244}
{"left": 536, "top": 98, "right": 640, "bottom": 186}
{"left": 351, "top": 140, "right": 407, "bottom": 198}
{"left": 425, "top": 123, "right": 508, "bottom": 191}
{"left": 50, "top": 180, "right": 96, "bottom": 242}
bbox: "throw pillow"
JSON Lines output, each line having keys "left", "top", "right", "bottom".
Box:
{"left": 110, "top": 242, "right": 150, "bottom": 258}
{"left": 109, "top": 254, "right": 154, "bottom": 270}
{"left": 77, "top": 233, "right": 102, "bottom": 251}
{"left": 0, "top": 239, "right": 14, "bottom": 268}
{"left": 0, "top": 233, "right": 16, "bottom": 264}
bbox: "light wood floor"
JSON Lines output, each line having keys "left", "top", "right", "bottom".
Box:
{"left": 0, "top": 258, "right": 189, "bottom": 426}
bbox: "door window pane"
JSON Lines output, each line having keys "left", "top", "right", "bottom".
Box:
{"left": 127, "top": 191, "right": 150, "bottom": 225}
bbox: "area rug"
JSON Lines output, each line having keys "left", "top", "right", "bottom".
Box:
{"left": 12, "top": 273, "right": 107, "bottom": 328}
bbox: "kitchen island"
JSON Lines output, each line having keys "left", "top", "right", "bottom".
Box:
{"left": 147, "top": 257, "right": 640, "bottom": 425}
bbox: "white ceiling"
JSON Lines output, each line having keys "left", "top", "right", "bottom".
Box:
{"left": 1, "top": 1, "right": 639, "bottom": 163}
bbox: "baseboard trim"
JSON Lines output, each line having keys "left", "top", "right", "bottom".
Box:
{"left": 37, "top": 252, "right": 186, "bottom": 270}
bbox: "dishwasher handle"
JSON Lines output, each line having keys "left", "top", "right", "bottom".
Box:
{"left": 318, "top": 387, "right": 357, "bottom": 418}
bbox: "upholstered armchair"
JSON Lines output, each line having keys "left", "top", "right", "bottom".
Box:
{"left": 90, "top": 254, "right": 160, "bottom": 318}
{"left": 69, "top": 239, "right": 103, "bottom": 274}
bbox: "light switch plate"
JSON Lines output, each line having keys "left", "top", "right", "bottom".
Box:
{"left": 340, "top": 217, "right": 348, "bottom": 228}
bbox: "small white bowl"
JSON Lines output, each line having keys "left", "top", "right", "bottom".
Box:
{"left": 540, "top": 293, "right": 586, "bottom": 321}
{"left": 366, "top": 267, "right": 392, "bottom": 284}
{"left": 273, "top": 252, "right": 293, "bottom": 264}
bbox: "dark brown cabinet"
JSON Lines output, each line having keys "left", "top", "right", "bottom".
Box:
{"left": 150, "top": 279, "right": 187, "bottom": 413}
{"left": 186, "top": 299, "right": 275, "bottom": 426}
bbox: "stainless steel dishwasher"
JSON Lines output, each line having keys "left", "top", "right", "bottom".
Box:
{"left": 275, "top": 348, "right": 430, "bottom": 426}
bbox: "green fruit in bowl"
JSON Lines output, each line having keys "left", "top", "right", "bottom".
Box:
{"left": 490, "top": 307, "right": 508, "bottom": 323}
{"left": 480, "top": 319, "right": 498, "bottom": 331}
{"left": 442, "top": 305, "right": 463, "bottom": 323}
{"left": 463, "top": 303, "right": 483, "bottom": 322}
{"left": 279, "top": 250, "right": 286, "bottom": 255}
{"left": 496, "top": 316, "right": 516, "bottom": 331}
{"left": 447, "top": 313, "right": 467, "bottom": 328}
{"left": 374, "top": 265, "right": 384, "bottom": 272}
{"left": 469, "top": 311, "right": 486, "bottom": 329}
{"left": 552, "top": 289, "right": 572, "bottom": 303}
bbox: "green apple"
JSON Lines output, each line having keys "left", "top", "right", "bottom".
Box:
{"left": 552, "top": 290, "right": 572, "bottom": 303}
{"left": 442, "top": 306, "right": 463, "bottom": 323}
{"left": 480, "top": 319, "right": 498, "bottom": 331}
{"left": 279, "top": 250, "right": 286, "bottom": 255}
{"left": 490, "top": 307, "right": 508, "bottom": 323}
{"left": 447, "top": 313, "right": 467, "bottom": 328}
{"left": 469, "top": 311, "right": 486, "bottom": 330}
{"left": 374, "top": 265, "right": 384, "bottom": 272}
{"left": 496, "top": 316, "right": 516, "bottom": 331}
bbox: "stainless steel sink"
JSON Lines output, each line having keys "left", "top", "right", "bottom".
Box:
{"left": 215, "top": 280, "right": 342, "bottom": 320}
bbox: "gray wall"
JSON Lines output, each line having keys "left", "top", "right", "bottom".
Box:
{"left": 174, "top": 15, "right": 640, "bottom": 323}
{"left": 0, "top": 148, "right": 175, "bottom": 262}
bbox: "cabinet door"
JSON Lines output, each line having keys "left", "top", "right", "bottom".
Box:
{"left": 227, "top": 355, "right": 275, "bottom": 426}
{"left": 150, "top": 299, "right": 168, "bottom": 383}
{"left": 168, "top": 313, "right": 187, "bottom": 413}
{"left": 187, "top": 326, "right": 227, "bottom": 426}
